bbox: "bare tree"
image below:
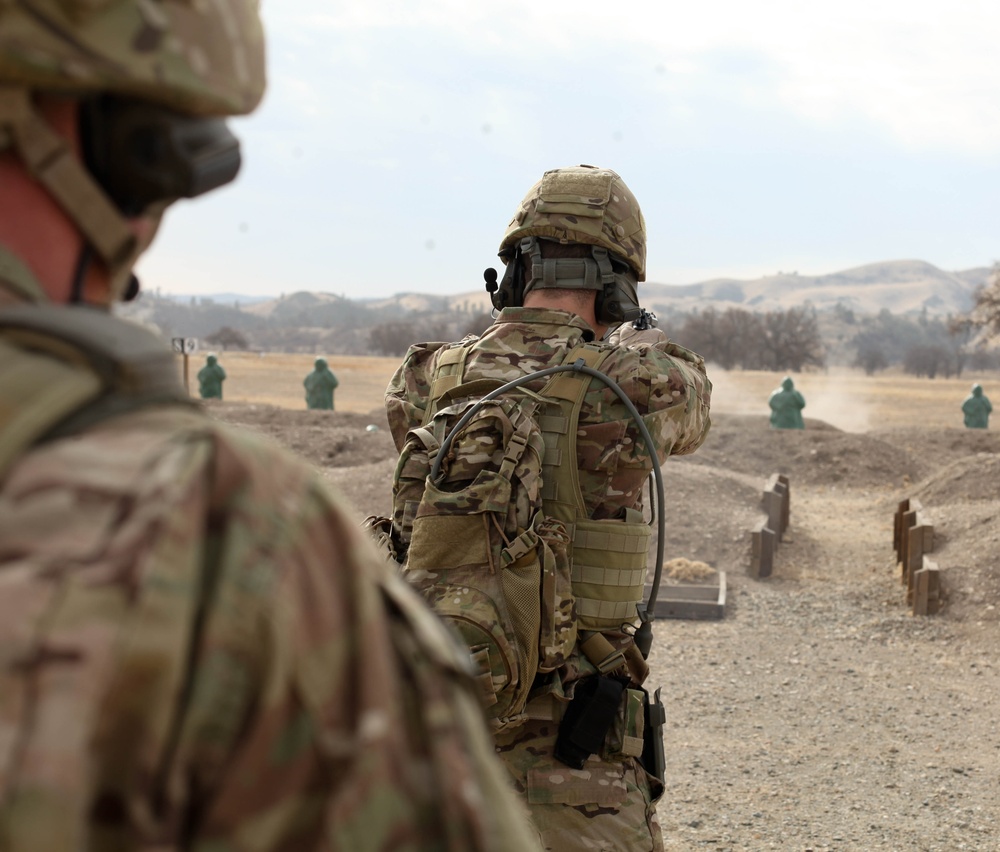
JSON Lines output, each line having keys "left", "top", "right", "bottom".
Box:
{"left": 947, "top": 317, "right": 975, "bottom": 378}
{"left": 966, "top": 262, "right": 1000, "bottom": 338}
{"left": 853, "top": 344, "right": 889, "bottom": 376}
{"left": 720, "top": 309, "right": 767, "bottom": 369}
{"left": 903, "top": 344, "right": 952, "bottom": 379}
{"left": 463, "top": 312, "right": 495, "bottom": 338}
{"left": 369, "top": 321, "right": 418, "bottom": 357}
{"left": 758, "top": 307, "right": 825, "bottom": 372}
{"left": 675, "top": 308, "right": 765, "bottom": 370}
{"left": 204, "top": 326, "right": 249, "bottom": 351}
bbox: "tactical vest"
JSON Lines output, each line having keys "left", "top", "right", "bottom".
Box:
{"left": 379, "top": 336, "right": 659, "bottom": 731}
{"left": 0, "top": 304, "right": 195, "bottom": 480}
{"left": 422, "top": 340, "right": 652, "bottom": 635}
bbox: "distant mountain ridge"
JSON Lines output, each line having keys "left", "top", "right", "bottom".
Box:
{"left": 156, "top": 259, "right": 990, "bottom": 319}
{"left": 639, "top": 260, "right": 990, "bottom": 318}
{"left": 121, "top": 259, "right": 995, "bottom": 359}
{"left": 355, "top": 259, "right": 992, "bottom": 319}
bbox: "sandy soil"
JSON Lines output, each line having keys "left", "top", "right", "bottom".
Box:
{"left": 206, "top": 400, "right": 1000, "bottom": 852}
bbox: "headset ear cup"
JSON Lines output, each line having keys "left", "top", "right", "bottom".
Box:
{"left": 79, "top": 97, "right": 109, "bottom": 198}
{"left": 596, "top": 273, "right": 642, "bottom": 325}
{"left": 595, "top": 286, "right": 608, "bottom": 322}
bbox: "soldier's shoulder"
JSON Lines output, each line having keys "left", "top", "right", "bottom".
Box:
{"left": 599, "top": 334, "right": 705, "bottom": 378}
{"left": 33, "top": 403, "right": 320, "bottom": 497}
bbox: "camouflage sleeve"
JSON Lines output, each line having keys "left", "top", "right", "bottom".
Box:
{"left": 384, "top": 342, "right": 448, "bottom": 451}
{"left": 177, "top": 425, "right": 539, "bottom": 850}
{"left": 606, "top": 326, "right": 712, "bottom": 460}
{"left": 0, "top": 411, "right": 539, "bottom": 851}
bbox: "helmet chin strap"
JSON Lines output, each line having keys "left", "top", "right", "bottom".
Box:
{"left": 1, "top": 89, "right": 137, "bottom": 267}
{"left": 69, "top": 245, "right": 92, "bottom": 305}
{"left": 0, "top": 87, "right": 142, "bottom": 302}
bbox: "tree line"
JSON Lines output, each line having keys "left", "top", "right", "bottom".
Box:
{"left": 659, "top": 306, "right": 825, "bottom": 372}
{"left": 128, "top": 266, "right": 1000, "bottom": 374}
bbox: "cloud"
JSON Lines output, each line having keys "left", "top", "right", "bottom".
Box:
{"left": 264, "top": 0, "right": 1000, "bottom": 155}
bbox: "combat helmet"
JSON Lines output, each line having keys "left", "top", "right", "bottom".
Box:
{"left": 485, "top": 164, "right": 647, "bottom": 324}
{"left": 0, "top": 0, "right": 266, "bottom": 301}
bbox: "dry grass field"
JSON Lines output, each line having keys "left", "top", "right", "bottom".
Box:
{"left": 184, "top": 350, "right": 999, "bottom": 431}
{"left": 182, "top": 351, "right": 401, "bottom": 413}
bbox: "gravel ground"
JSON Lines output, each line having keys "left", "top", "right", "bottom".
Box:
{"left": 650, "top": 487, "right": 1000, "bottom": 851}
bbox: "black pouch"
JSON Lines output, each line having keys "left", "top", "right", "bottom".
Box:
{"left": 554, "top": 675, "right": 625, "bottom": 769}
{"left": 640, "top": 686, "right": 666, "bottom": 789}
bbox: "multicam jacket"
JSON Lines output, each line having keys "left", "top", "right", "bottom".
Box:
{"left": 0, "top": 249, "right": 540, "bottom": 852}
{"left": 385, "top": 306, "right": 712, "bottom": 683}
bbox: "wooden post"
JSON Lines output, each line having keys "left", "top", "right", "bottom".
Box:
{"left": 913, "top": 558, "right": 941, "bottom": 616}
{"left": 899, "top": 509, "right": 918, "bottom": 586}
{"left": 762, "top": 490, "right": 784, "bottom": 543}
{"left": 893, "top": 498, "right": 911, "bottom": 558}
{"left": 183, "top": 352, "right": 190, "bottom": 395}
{"left": 905, "top": 522, "right": 934, "bottom": 604}
{"left": 750, "top": 522, "right": 775, "bottom": 579}
{"left": 776, "top": 474, "right": 790, "bottom": 535}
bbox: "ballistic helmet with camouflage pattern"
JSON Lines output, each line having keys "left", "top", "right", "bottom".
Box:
{"left": 0, "top": 0, "right": 265, "bottom": 116}
{"left": 0, "top": 0, "right": 266, "bottom": 301}
{"left": 486, "top": 165, "right": 647, "bottom": 324}
{"left": 500, "top": 164, "right": 646, "bottom": 280}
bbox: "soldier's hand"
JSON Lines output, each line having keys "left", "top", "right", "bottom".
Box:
{"left": 607, "top": 322, "right": 668, "bottom": 348}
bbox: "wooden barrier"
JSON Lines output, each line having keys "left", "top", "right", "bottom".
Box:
{"left": 913, "top": 558, "right": 941, "bottom": 615}
{"left": 749, "top": 474, "right": 790, "bottom": 580}
{"left": 647, "top": 573, "right": 727, "bottom": 620}
{"left": 766, "top": 473, "right": 790, "bottom": 538}
{"left": 750, "top": 520, "right": 776, "bottom": 579}
{"left": 891, "top": 499, "right": 939, "bottom": 615}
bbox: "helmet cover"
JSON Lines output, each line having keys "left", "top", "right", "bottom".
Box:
{"left": 499, "top": 164, "right": 646, "bottom": 281}
{"left": 0, "top": 0, "right": 265, "bottom": 117}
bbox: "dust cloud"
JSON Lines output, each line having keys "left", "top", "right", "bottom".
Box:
{"left": 705, "top": 367, "right": 873, "bottom": 433}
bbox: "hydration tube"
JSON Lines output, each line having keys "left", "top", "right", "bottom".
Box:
{"left": 429, "top": 358, "right": 665, "bottom": 659}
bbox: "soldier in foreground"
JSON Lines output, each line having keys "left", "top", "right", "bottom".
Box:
{"left": 0, "top": 2, "right": 540, "bottom": 849}
{"left": 383, "top": 165, "right": 712, "bottom": 850}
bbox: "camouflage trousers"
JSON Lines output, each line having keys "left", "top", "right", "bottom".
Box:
{"left": 494, "top": 717, "right": 664, "bottom": 852}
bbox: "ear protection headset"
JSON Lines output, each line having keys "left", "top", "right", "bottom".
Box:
{"left": 484, "top": 236, "right": 642, "bottom": 325}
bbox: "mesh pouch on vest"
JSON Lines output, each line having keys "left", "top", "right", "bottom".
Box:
{"left": 394, "top": 382, "right": 577, "bottom": 732}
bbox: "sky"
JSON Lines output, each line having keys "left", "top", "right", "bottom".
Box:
{"left": 137, "top": 0, "right": 1000, "bottom": 301}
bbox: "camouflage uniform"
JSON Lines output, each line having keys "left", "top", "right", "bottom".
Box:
{"left": 386, "top": 306, "right": 712, "bottom": 851}
{"left": 0, "top": 252, "right": 542, "bottom": 850}
{"left": 0, "top": 0, "right": 540, "bottom": 846}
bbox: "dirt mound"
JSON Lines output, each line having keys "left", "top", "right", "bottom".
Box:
{"left": 205, "top": 401, "right": 397, "bottom": 470}
{"left": 683, "top": 413, "right": 919, "bottom": 488}
{"left": 912, "top": 452, "right": 1000, "bottom": 504}
{"left": 661, "top": 461, "right": 761, "bottom": 571}
{"left": 204, "top": 403, "right": 999, "bottom": 592}
{"left": 873, "top": 426, "right": 1000, "bottom": 483}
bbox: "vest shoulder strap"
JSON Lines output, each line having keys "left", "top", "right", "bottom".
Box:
{"left": 423, "top": 341, "right": 474, "bottom": 425}
{"left": 538, "top": 343, "right": 614, "bottom": 521}
{"left": 0, "top": 305, "right": 196, "bottom": 481}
